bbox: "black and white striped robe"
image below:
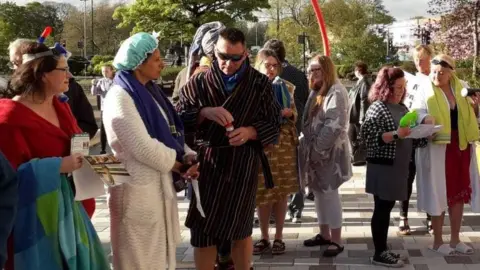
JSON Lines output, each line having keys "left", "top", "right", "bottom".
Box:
{"left": 177, "top": 61, "right": 281, "bottom": 244}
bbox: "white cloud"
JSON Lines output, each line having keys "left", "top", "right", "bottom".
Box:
{"left": 11, "top": 0, "right": 431, "bottom": 21}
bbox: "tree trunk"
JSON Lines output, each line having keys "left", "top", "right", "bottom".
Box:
{"left": 474, "top": 1, "right": 480, "bottom": 77}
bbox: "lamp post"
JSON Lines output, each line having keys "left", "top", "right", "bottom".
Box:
{"left": 80, "top": 0, "right": 87, "bottom": 58}
{"left": 91, "top": 0, "right": 94, "bottom": 56}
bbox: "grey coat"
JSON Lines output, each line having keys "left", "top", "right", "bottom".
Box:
{"left": 299, "top": 81, "right": 352, "bottom": 192}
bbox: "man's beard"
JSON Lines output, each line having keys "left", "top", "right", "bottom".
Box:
{"left": 309, "top": 77, "right": 322, "bottom": 91}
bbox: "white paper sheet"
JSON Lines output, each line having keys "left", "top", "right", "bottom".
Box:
{"left": 191, "top": 179, "right": 205, "bottom": 218}
{"left": 406, "top": 124, "right": 443, "bottom": 139}
{"left": 72, "top": 161, "right": 106, "bottom": 201}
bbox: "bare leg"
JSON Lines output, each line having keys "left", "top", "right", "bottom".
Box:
{"left": 194, "top": 246, "right": 217, "bottom": 270}
{"left": 329, "top": 227, "right": 343, "bottom": 249}
{"left": 431, "top": 213, "right": 445, "bottom": 249}
{"left": 320, "top": 224, "right": 332, "bottom": 241}
{"left": 231, "top": 236, "right": 253, "bottom": 270}
{"left": 448, "top": 203, "right": 464, "bottom": 247}
{"left": 257, "top": 205, "right": 272, "bottom": 240}
{"left": 273, "top": 197, "right": 288, "bottom": 240}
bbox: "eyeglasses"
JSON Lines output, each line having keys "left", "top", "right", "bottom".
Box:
{"left": 54, "top": 67, "right": 70, "bottom": 73}
{"left": 263, "top": 62, "right": 279, "bottom": 70}
{"left": 307, "top": 68, "right": 322, "bottom": 75}
{"left": 431, "top": 59, "right": 453, "bottom": 70}
{"left": 215, "top": 49, "right": 244, "bottom": 62}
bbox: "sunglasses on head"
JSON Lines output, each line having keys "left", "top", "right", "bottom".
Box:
{"left": 215, "top": 49, "right": 244, "bottom": 62}
{"left": 431, "top": 59, "right": 453, "bottom": 70}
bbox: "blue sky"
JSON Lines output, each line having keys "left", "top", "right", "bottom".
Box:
{"left": 12, "top": 0, "right": 430, "bottom": 21}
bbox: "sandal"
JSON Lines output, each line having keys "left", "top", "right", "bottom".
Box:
{"left": 455, "top": 242, "right": 474, "bottom": 255}
{"left": 398, "top": 218, "right": 411, "bottom": 235}
{"left": 253, "top": 239, "right": 271, "bottom": 255}
{"left": 429, "top": 244, "right": 456, "bottom": 256}
{"left": 323, "top": 242, "right": 344, "bottom": 257}
{"left": 272, "top": 239, "right": 286, "bottom": 255}
{"left": 303, "top": 234, "right": 331, "bottom": 247}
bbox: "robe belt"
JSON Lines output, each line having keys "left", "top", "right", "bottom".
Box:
{"left": 196, "top": 140, "right": 274, "bottom": 189}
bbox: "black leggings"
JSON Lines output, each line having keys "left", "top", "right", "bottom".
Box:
{"left": 100, "top": 113, "right": 107, "bottom": 153}
{"left": 372, "top": 196, "right": 395, "bottom": 255}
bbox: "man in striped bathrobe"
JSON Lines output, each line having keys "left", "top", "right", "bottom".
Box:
{"left": 178, "top": 27, "right": 281, "bottom": 270}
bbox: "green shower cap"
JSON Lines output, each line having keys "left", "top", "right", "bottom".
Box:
{"left": 113, "top": 32, "right": 159, "bottom": 71}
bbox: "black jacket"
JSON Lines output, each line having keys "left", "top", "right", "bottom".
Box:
{"left": 280, "top": 61, "right": 309, "bottom": 133}
{"left": 349, "top": 76, "right": 372, "bottom": 124}
{"left": 65, "top": 78, "right": 98, "bottom": 138}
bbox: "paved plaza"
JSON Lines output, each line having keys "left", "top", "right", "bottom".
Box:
{"left": 90, "top": 165, "right": 480, "bottom": 270}
{"left": 86, "top": 92, "right": 480, "bottom": 269}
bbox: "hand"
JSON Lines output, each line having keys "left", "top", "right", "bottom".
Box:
{"left": 470, "top": 93, "right": 480, "bottom": 116}
{"left": 281, "top": 108, "right": 293, "bottom": 118}
{"left": 200, "top": 107, "right": 234, "bottom": 126}
{"left": 228, "top": 127, "right": 257, "bottom": 146}
{"left": 422, "top": 115, "right": 435, "bottom": 125}
{"left": 172, "top": 161, "right": 184, "bottom": 174}
{"left": 471, "top": 93, "right": 480, "bottom": 106}
{"left": 397, "top": 127, "right": 411, "bottom": 139}
{"left": 183, "top": 153, "right": 197, "bottom": 165}
{"left": 183, "top": 163, "right": 200, "bottom": 181}
{"left": 60, "top": 153, "right": 83, "bottom": 173}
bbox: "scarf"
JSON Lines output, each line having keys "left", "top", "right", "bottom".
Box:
{"left": 221, "top": 61, "right": 248, "bottom": 94}
{"left": 14, "top": 158, "right": 109, "bottom": 270}
{"left": 426, "top": 75, "right": 479, "bottom": 150}
{"left": 272, "top": 76, "right": 291, "bottom": 109}
{"left": 114, "top": 71, "right": 185, "bottom": 160}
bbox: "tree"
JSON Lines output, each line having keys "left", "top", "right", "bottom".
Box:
{"left": 428, "top": 0, "right": 480, "bottom": 76}
{"left": 0, "top": 1, "right": 63, "bottom": 56}
{"left": 265, "top": 0, "right": 393, "bottom": 68}
{"left": 62, "top": 2, "right": 132, "bottom": 56}
{"left": 113, "top": 0, "right": 270, "bottom": 41}
{"left": 235, "top": 21, "right": 268, "bottom": 48}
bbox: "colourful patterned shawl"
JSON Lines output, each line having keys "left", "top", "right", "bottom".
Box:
{"left": 14, "top": 158, "right": 108, "bottom": 270}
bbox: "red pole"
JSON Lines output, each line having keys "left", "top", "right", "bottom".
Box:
{"left": 311, "top": 0, "right": 331, "bottom": 56}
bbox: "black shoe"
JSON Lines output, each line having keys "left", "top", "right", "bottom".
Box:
{"left": 303, "top": 234, "right": 331, "bottom": 247}
{"left": 372, "top": 251, "right": 404, "bottom": 268}
{"left": 100, "top": 150, "right": 107, "bottom": 155}
{"left": 306, "top": 192, "right": 315, "bottom": 201}
{"left": 388, "top": 251, "right": 407, "bottom": 261}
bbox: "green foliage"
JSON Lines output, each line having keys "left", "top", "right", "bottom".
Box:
{"left": 0, "top": 57, "right": 10, "bottom": 74}
{"left": 336, "top": 65, "right": 354, "bottom": 78}
{"left": 161, "top": 66, "right": 184, "bottom": 81}
{"left": 266, "top": 0, "right": 394, "bottom": 68}
{"left": 398, "top": 61, "right": 417, "bottom": 74}
{"left": 456, "top": 58, "right": 474, "bottom": 69}
{"left": 90, "top": 55, "right": 115, "bottom": 67}
{"left": 114, "top": 0, "right": 270, "bottom": 42}
{"left": 0, "top": 2, "right": 63, "bottom": 56}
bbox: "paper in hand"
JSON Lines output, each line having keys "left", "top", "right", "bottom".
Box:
{"left": 406, "top": 124, "right": 442, "bottom": 139}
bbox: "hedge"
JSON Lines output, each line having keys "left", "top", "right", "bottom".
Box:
{"left": 161, "top": 66, "right": 184, "bottom": 81}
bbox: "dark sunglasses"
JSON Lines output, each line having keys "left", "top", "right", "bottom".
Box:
{"left": 215, "top": 49, "right": 244, "bottom": 62}
{"left": 431, "top": 59, "right": 453, "bottom": 70}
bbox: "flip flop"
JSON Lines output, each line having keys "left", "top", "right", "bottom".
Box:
{"left": 455, "top": 242, "right": 474, "bottom": 255}
{"left": 429, "top": 244, "right": 456, "bottom": 256}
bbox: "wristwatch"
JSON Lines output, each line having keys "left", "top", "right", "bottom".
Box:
{"left": 393, "top": 131, "right": 399, "bottom": 140}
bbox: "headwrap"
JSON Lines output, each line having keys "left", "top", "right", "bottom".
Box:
{"left": 113, "top": 32, "right": 159, "bottom": 71}
{"left": 187, "top": 21, "right": 225, "bottom": 79}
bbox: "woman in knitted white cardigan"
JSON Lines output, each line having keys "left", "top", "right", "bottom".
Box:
{"left": 103, "top": 32, "right": 198, "bottom": 270}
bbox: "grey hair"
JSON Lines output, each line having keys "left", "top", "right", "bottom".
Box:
{"left": 8, "top": 39, "right": 34, "bottom": 58}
